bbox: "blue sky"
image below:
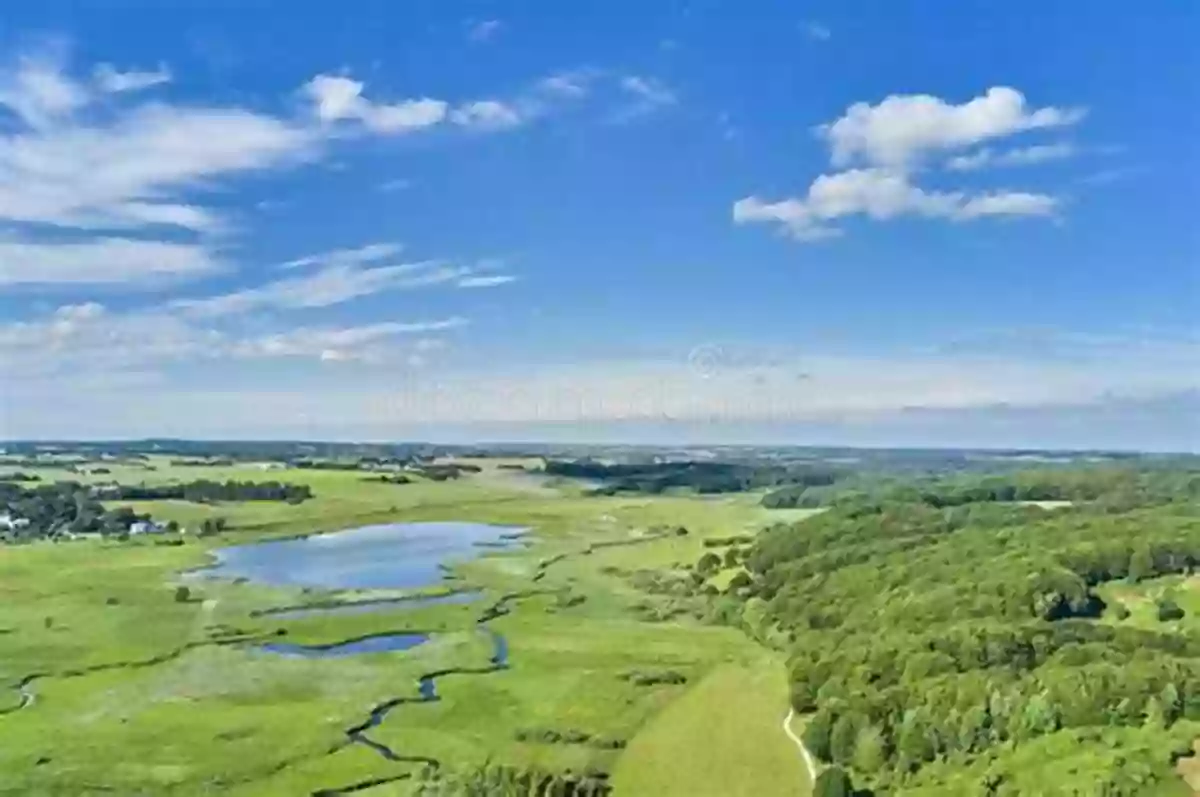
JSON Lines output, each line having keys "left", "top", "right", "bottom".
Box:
{"left": 0, "top": 1, "right": 1196, "bottom": 449}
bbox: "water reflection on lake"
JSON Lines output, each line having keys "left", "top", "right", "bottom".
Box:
{"left": 205, "top": 522, "right": 527, "bottom": 591}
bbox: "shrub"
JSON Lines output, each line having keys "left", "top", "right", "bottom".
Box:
{"left": 1157, "top": 599, "right": 1185, "bottom": 622}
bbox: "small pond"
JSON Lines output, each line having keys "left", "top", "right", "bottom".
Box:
{"left": 259, "top": 632, "right": 429, "bottom": 658}
{"left": 203, "top": 521, "right": 527, "bottom": 591}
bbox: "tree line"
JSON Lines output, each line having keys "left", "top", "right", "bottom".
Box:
{"left": 543, "top": 458, "right": 842, "bottom": 495}
{"left": 104, "top": 479, "right": 313, "bottom": 504}
{"left": 761, "top": 466, "right": 1200, "bottom": 510}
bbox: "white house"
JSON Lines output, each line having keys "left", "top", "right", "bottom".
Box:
{"left": 0, "top": 513, "right": 29, "bottom": 530}
{"left": 129, "top": 520, "right": 165, "bottom": 535}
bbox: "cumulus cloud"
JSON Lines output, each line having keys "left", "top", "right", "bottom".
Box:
{"left": 946, "top": 142, "right": 1076, "bottom": 171}
{"left": 735, "top": 87, "right": 1082, "bottom": 241}
{"left": 821, "top": 87, "right": 1084, "bottom": 168}
{"left": 93, "top": 62, "right": 171, "bottom": 93}
{"left": 734, "top": 168, "right": 1057, "bottom": 240}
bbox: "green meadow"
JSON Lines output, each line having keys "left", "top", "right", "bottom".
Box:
{"left": 0, "top": 458, "right": 810, "bottom": 796}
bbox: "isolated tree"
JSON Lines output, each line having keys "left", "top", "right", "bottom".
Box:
{"left": 174, "top": 585, "right": 191, "bottom": 603}
{"left": 1157, "top": 598, "right": 1184, "bottom": 622}
{"left": 696, "top": 552, "right": 721, "bottom": 575}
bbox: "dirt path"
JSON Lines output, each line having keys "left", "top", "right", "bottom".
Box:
{"left": 783, "top": 708, "right": 818, "bottom": 785}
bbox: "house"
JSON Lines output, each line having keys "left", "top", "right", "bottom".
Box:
{"left": 0, "top": 513, "right": 29, "bottom": 530}
{"left": 90, "top": 482, "right": 122, "bottom": 499}
{"left": 129, "top": 520, "right": 165, "bottom": 535}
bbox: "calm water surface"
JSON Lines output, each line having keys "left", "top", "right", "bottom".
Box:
{"left": 260, "top": 632, "right": 429, "bottom": 658}
{"left": 206, "top": 521, "right": 527, "bottom": 591}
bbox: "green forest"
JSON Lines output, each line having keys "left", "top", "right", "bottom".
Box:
{"left": 728, "top": 468, "right": 1200, "bottom": 794}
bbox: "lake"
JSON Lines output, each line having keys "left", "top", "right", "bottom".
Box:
{"left": 204, "top": 521, "right": 527, "bottom": 591}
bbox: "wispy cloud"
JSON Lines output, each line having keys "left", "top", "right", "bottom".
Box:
{"left": 0, "top": 302, "right": 467, "bottom": 374}
{"left": 466, "top": 19, "right": 504, "bottom": 43}
{"left": 611, "top": 75, "right": 677, "bottom": 122}
{"left": 449, "top": 99, "right": 524, "bottom": 131}
{"left": 0, "top": 237, "right": 222, "bottom": 286}
{"left": 377, "top": 177, "right": 413, "bottom": 192}
{"left": 302, "top": 74, "right": 448, "bottom": 133}
{"left": 92, "top": 62, "right": 171, "bottom": 93}
{"left": 174, "top": 259, "right": 469, "bottom": 317}
{"left": 804, "top": 22, "right": 832, "bottom": 41}
{"left": 947, "top": 142, "right": 1076, "bottom": 171}
{"left": 457, "top": 274, "right": 518, "bottom": 288}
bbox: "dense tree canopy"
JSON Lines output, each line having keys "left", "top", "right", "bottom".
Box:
{"left": 726, "top": 479, "right": 1200, "bottom": 794}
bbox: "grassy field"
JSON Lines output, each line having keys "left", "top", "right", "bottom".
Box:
{"left": 1, "top": 458, "right": 809, "bottom": 796}
{"left": 611, "top": 652, "right": 810, "bottom": 796}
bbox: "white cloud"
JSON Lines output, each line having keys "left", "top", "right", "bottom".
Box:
{"left": 467, "top": 19, "right": 504, "bottom": 43}
{"left": 378, "top": 177, "right": 413, "bottom": 192}
{"left": 0, "top": 302, "right": 466, "bottom": 376}
{"left": 821, "top": 87, "right": 1084, "bottom": 168}
{"left": 93, "top": 62, "right": 171, "bottom": 93}
{"left": 0, "top": 302, "right": 220, "bottom": 374}
{"left": 947, "top": 142, "right": 1076, "bottom": 171}
{"left": 0, "top": 237, "right": 222, "bottom": 286}
{"left": 457, "top": 274, "right": 518, "bottom": 288}
{"left": 619, "top": 75, "right": 676, "bottom": 109}
{"left": 0, "top": 47, "right": 89, "bottom": 128}
{"left": 537, "top": 72, "right": 591, "bottom": 98}
{"left": 450, "top": 100, "right": 524, "bottom": 131}
{"left": 0, "top": 48, "right": 314, "bottom": 229}
{"left": 805, "top": 22, "right": 832, "bottom": 41}
{"left": 734, "top": 168, "right": 1057, "bottom": 239}
{"left": 736, "top": 87, "right": 1082, "bottom": 241}
{"left": 957, "top": 191, "right": 1059, "bottom": 218}
{"left": 174, "top": 259, "right": 471, "bottom": 317}
{"left": 302, "top": 74, "right": 448, "bottom": 134}
{"left": 279, "top": 242, "right": 404, "bottom": 270}
{"left": 230, "top": 318, "right": 467, "bottom": 362}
